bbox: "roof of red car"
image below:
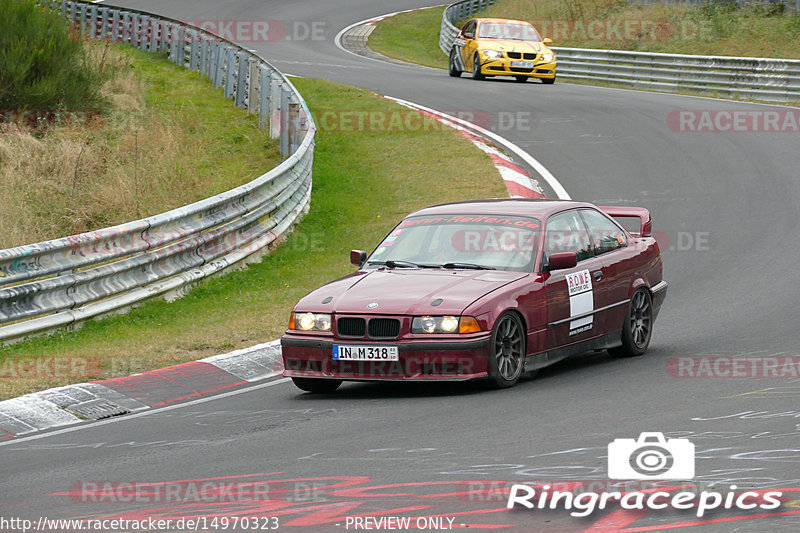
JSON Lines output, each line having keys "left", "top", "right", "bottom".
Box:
{"left": 409, "top": 199, "right": 595, "bottom": 219}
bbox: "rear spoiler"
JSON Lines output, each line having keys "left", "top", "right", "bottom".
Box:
{"left": 599, "top": 206, "right": 652, "bottom": 237}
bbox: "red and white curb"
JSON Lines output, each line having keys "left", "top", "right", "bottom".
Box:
{"left": 0, "top": 341, "right": 282, "bottom": 439}
{"left": 386, "top": 97, "right": 558, "bottom": 199}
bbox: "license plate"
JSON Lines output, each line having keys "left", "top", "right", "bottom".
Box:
{"left": 333, "top": 345, "right": 399, "bottom": 361}
{"left": 511, "top": 61, "right": 534, "bottom": 68}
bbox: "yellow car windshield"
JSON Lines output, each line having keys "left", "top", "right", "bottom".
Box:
{"left": 478, "top": 22, "right": 541, "bottom": 41}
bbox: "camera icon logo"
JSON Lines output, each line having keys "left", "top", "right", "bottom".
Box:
{"left": 608, "top": 432, "right": 695, "bottom": 480}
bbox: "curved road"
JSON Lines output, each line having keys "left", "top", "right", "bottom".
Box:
{"left": 1, "top": 1, "right": 799, "bottom": 531}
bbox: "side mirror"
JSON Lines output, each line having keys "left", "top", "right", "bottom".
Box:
{"left": 350, "top": 249, "right": 367, "bottom": 266}
{"left": 547, "top": 252, "right": 577, "bottom": 271}
{"left": 543, "top": 38, "right": 553, "bottom": 45}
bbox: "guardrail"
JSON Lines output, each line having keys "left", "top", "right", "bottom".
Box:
{"left": 439, "top": 0, "right": 800, "bottom": 103}
{"left": 0, "top": 0, "right": 316, "bottom": 344}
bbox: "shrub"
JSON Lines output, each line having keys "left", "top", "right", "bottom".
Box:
{"left": 0, "top": 0, "right": 107, "bottom": 111}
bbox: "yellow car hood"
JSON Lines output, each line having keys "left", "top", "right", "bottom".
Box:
{"left": 477, "top": 40, "right": 548, "bottom": 54}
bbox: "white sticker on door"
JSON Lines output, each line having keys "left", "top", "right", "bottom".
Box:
{"left": 565, "top": 269, "right": 593, "bottom": 335}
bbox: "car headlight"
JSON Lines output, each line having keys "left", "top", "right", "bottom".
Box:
{"left": 482, "top": 50, "right": 502, "bottom": 58}
{"left": 412, "top": 316, "right": 482, "bottom": 334}
{"left": 290, "top": 312, "right": 332, "bottom": 332}
{"left": 540, "top": 52, "right": 555, "bottom": 62}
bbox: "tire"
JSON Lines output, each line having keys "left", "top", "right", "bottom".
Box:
{"left": 514, "top": 75, "right": 528, "bottom": 83}
{"left": 291, "top": 377, "right": 342, "bottom": 393}
{"left": 541, "top": 75, "right": 556, "bottom": 84}
{"left": 487, "top": 312, "right": 526, "bottom": 388}
{"left": 449, "top": 48, "right": 462, "bottom": 77}
{"left": 609, "top": 288, "right": 653, "bottom": 358}
{"left": 471, "top": 53, "right": 485, "bottom": 80}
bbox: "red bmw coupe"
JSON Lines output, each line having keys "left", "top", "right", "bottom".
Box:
{"left": 281, "top": 199, "right": 667, "bottom": 392}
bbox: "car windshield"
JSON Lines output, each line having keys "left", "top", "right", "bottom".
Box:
{"left": 477, "top": 22, "right": 542, "bottom": 41}
{"left": 365, "top": 214, "right": 541, "bottom": 272}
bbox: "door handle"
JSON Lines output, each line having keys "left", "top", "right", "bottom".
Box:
{"left": 592, "top": 270, "right": 604, "bottom": 281}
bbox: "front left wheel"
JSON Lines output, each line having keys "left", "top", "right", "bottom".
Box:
{"left": 291, "top": 377, "right": 342, "bottom": 393}
{"left": 487, "top": 312, "right": 525, "bottom": 388}
{"left": 449, "top": 48, "right": 462, "bottom": 77}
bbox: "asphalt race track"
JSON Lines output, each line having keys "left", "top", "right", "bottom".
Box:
{"left": 1, "top": 1, "right": 799, "bottom": 531}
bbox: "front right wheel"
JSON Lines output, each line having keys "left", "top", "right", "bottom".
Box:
{"left": 472, "top": 53, "right": 485, "bottom": 80}
{"left": 487, "top": 312, "right": 525, "bottom": 388}
{"left": 609, "top": 288, "right": 652, "bottom": 358}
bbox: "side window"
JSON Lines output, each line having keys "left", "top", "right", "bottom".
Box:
{"left": 462, "top": 21, "right": 475, "bottom": 38}
{"left": 544, "top": 211, "right": 593, "bottom": 264}
{"left": 580, "top": 209, "right": 626, "bottom": 256}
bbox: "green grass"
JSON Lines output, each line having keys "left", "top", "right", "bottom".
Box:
{"left": 0, "top": 78, "right": 507, "bottom": 400}
{"left": 369, "top": 6, "right": 448, "bottom": 68}
{"left": 0, "top": 43, "right": 282, "bottom": 248}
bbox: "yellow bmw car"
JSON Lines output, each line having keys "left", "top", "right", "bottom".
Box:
{"left": 449, "top": 18, "right": 556, "bottom": 84}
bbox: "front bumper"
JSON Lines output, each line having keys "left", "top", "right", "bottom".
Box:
{"left": 481, "top": 58, "right": 556, "bottom": 79}
{"left": 281, "top": 334, "right": 491, "bottom": 381}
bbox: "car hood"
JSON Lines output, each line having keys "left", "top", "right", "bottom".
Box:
{"left": 477, "top": 40, "right": 549, "bottom": 54}
{"left": 296, "top": 269, "right": 527, "bottom": 316}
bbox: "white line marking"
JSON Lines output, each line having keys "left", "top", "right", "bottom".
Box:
{"left": 0, "top": 378, "right": 291, "bottom": 447}
{"left": 333, "top": 6, "right": 446, "bottom": 67}
{"left": 386, "top": 96, "right": 571, "bottom": 200}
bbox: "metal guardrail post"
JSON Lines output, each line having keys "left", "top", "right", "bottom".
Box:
{"left": 100, "top": 7, "right": 108, "bottom": 39}
{"left": 123, "top": 12, "right": 131, "bottom": 44}
{"left": 280, "top": 89, "right": 290, "bottom": 158}
{"left": 259, "top": 65, "right": 271, "bottom": 130}
{"left": 270, "top": 75, "right": 281, "bottom": 139}
{"left": 88, "top": 4, "right": 97, "bottom": 38}
{"left": 224, "top": 47, "right": 236, "bottom": 99}
{"left": 213, "top": 42, "right": 225, "bottom": 89}
{"left": 189, "top": 31, "right": 200, "bottom": 70}
{"left": 79, "top": 3, "right": 87, "bottom": 37}
{"left": 235, "top": 51, "right": 249, "bottom": 109}
{"left": 247, "top": 59, "right": 259, "bottom": 115}
{"left": 149, "top": 19, "right": 159, "bottom": 53}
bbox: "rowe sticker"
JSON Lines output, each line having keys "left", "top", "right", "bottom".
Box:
{"left": 566, "top": 269, "right": 593, "bottom": 335}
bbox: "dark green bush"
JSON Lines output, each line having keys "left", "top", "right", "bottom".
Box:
{"left": 0, "top": 0, "right": 107, "bottom": 111}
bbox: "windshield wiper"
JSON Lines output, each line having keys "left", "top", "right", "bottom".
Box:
{"left": 367, "top": 260, "right": 435, "bottom": 269}
{"left": 439, "top": 262, "right": 496, "bottom": 270}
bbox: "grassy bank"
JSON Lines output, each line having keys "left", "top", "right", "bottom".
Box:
{"left": 369, "top": 6, "right": 448, "bottom": 69}
{"left": 0, "top": 78, "right": 507, "bottom": 400}
{"left": 0, "top": 43, "right": 281, "bottom": 248}
{"left": 368, "top": 0, "right": 800, "bottom": 66}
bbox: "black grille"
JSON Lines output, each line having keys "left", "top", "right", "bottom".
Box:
{"left": 337, "top": 317, "right": 366, "bottom": 337}
{"left": 510, "top": 67, "right": 534, "bottom": 73}
{"left": 507, "top": 52, "right": 537, "bottom": 61}
{"left": 368, "top": 318, "right": 401, "bottom": 339}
